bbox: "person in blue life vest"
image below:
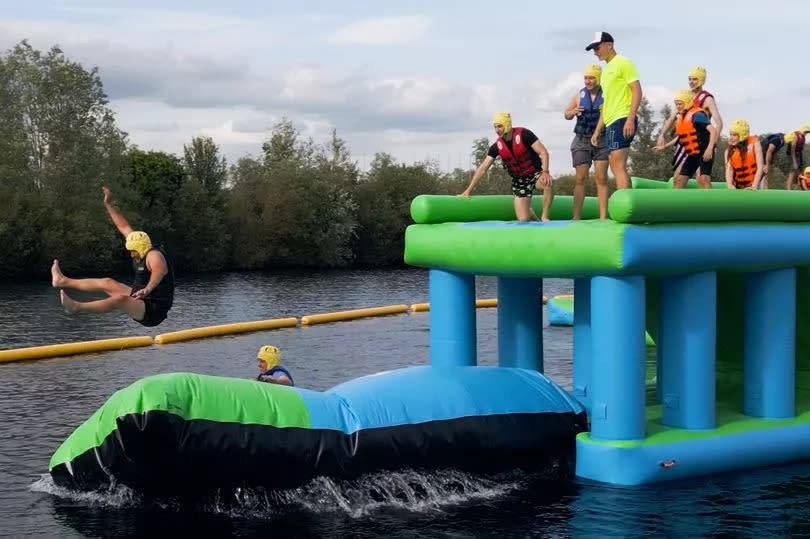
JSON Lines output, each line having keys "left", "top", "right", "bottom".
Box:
{"left": 564, "top": 64, "right": 609, "bottom": 219}
{"left": 460, "top": 112, "right": 553, "bottom": 222}
{"left": 256, "top": 345, "right": 294, "bottom": 386}
{"left": 51, "top": 186, "right": 175, "bottom": 327}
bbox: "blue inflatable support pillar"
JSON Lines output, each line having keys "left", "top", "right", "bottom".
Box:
{"left": 590, "top": 275, "right": 646, "bottom": 441}
{"left": 573, "top": 278, "right": 592, "bottom": 411}
{"left": 497, "top": 277, "right": 543, "bottom": 372}
{"left": 659, "top": 271, "right": 716, "bottom": 429}
{"left": 744, "top": 268, "right": 796, "bottom": 418}
{"left": 429, "top": 269, "right": 476, "bottom": 367}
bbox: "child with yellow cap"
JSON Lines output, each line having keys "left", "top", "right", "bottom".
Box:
{"left": 51, "top": 186, "right": 175, "bottom": 327}
{"left": 785, "top": 125, "right": 810, "bottom": 190}
{"left": 799, "top": 166, "right": 810, "bottom": 192}
{"left": 460, "top": 112, "right": 554, "bottom": 222}
{"left": 256, "top": 345, "right": 294, "bottom": 386}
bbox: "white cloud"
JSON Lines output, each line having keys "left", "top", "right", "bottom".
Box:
{"left": 330, "top": 16, "right": 432, "bottom": 45}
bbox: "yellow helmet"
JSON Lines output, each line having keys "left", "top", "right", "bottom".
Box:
{"left": 125, "top": 231, "right": 152, "bottom": 259}
{"left": 492, "top": 112, "right": 512, "bottom": 134}
{"left": 583, "top": 64, "right": 601, "bottom": 84}
{"left": 784, "top": 132, "right": 797, "bottom": 145}
{"left": 257, "top": 345, "right": 281, "bottom": 368}
{"left": 673, "top": 89, "right": 694, "bottom": 109}
{"left": 688, "top": 66, "right": 707, "bottom": 86}
{"left": 804, "top": 166, "right": 810, "bottom": 176}
{"left": 801, "top": 124, "right": 810, "bottom": 133}
{"left": 729, "top": 119, "right": 750, "bottom": 140}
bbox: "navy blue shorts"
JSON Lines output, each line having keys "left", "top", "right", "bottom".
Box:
{"left": 605, "top": 117, "right": 638, "bottom": 152}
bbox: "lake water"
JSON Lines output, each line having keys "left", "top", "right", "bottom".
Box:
{"left": 2, "top": 269, "right": 810, "bottom": 537}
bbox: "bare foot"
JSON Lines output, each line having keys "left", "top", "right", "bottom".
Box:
{"left": 541, "top": 216, "right": 551, "bottom": 223}
{"left": 60, "top": 290, "right": 78, "bottom": 314}
{"left": 51, "top": 259, "right": 66, "bottom": 288}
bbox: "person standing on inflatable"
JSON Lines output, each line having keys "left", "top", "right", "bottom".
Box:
{"left": 586, "top": 31, "right": 642, "bottom": 191}
{"left": 564, "top": 64, "right": 609, "bottom": 219}
{"left": 460, "top": 112, "right": 553, "bottom": 222}
{"left": 760, "top": 132, "right": 789, "bottom": 190}
{"left": 656, "top": 89, "right": 716, "bottom": 189}
{"left": 786, "top": 125, "right": 810, "bottom": 190}
{"left": 256, "top": 345, "right": 294, "bottom": 386}
{"left": 51, "top": 186, "right": 175, "bottom": 327}
{"left": 724, "top": 120, "right": 764, "bottom": 190}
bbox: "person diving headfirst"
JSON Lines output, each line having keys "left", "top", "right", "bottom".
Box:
{"left": 51, "top": 186, "right": 175, "bottom": 327}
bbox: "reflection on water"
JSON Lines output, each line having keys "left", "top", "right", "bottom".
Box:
{"left": 4, "top": 269, "right": 810, "bottom": 537}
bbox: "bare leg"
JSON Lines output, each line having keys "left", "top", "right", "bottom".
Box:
{"left": 697, "top": 174, "right": 713, "bottom": 189}
{"left": 60, "top": 290, "right": 146, "bottom": 320}
{"left": 513, "top": 196, "right": 538, "bottom": 222}
{"left": 572, "top": 164, "right": 589, "bottom": 220}
{"left": 540, "top": 185, "right": 553, "bottom": 222}
{"left": 673, "top": 174, "right": 690, "bottom": 189}
{"left": 52, "top": 259, "right": 131, "bottom": 296}
{"left": 608, "top": 149, "right": 631, "bottom": 190}
{"left": 594, "top": 160, "right": 609, "bottom": 219}
{"left": 787, "top": 172, "right": 796, "bottom": 190}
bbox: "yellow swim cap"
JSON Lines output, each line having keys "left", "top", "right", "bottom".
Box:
{"left": 257, "top": 345, "right": 281, "bottom": 368}
{"left": 801, "top": 124, "right": 810, "bottom": 133}
{"left": 492, "top": 112, "right": 512, "bottom": 134}
{"left": 583, "top": 64, "right": 601, "bottom": 84}
{"left": 673, "top": 89, "right": 694, "bottom": 109}
{"left": 804, "top": 166, "right": 810, "bottom": 176}
{"left": 125, "top": 231, "right": 152, "bottom": 258}
{"left": 688, "top": 66, "right": 706, "bottom": 86}
{"left": 729, "top": 119, "right": 750, "bottom": 140}
{"left": 784, "top": 132, "right": 797, "bottom": 145}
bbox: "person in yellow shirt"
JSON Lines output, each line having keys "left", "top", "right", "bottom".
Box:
{"left": 585, "top": 31, "right": 642, "bottom": 190}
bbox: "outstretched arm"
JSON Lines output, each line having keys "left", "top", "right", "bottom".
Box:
{"left": 460, "top": 155, "right": 495, "bottom": 197}
{"left": 103, "top": 186, "right": 134, "bottom": 238}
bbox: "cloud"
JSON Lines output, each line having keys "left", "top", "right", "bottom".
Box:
{"left": 330, "top": 16, "right": 432, "bottom": 45}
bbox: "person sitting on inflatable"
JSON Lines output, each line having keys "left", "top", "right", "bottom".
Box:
{"left": 256, "top": 345, "right": 294, "bottom": 386}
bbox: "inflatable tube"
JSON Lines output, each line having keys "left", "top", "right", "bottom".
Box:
{"left": 548, "top": 295, "right": 574, "bottom": 326}
{"left": 0, "top": 336, "right": 153, "bottom": 364}
{"left": 154, "top": 318, "right": 298, "bottom": 345}
{"left": 630, "top": 177, "right": 670, "bottom": 189}
{"left": 301, "top": 304, "right": 408, "bottom": 325}
{"left": 49, "top": 367, "right": 587, "bottom": 494}
{"left": 410, "top": 195, "right": 600, "bottom": 224}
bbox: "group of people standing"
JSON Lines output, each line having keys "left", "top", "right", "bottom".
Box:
{"left": 461, "top": 31, "right": 810, "bottom": 221}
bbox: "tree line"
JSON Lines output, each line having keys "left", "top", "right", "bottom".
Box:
{"left": 0, "top": 41, "right": 805, "bottom": 278}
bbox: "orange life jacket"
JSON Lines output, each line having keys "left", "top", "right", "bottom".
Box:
{"left": 801, "top": 174, "right": 810, "bottom": 190}
{"left": 729, "top": 136, "right": 759, "bottom": 188}
{"left": 675, "top": 106, "right": 705, "bottom": 156}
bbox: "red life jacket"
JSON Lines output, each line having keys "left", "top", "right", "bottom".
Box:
{"left": 496, "top": 127, "right": 537, "bottom": 178}
{"left": 694, "top": 89, "right": 714, "bottom": 118}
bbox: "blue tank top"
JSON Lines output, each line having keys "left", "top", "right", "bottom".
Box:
{"left": 574, "top": 87, "right": 603, "bottom": 136}
{"left": 257, "top": 366, "right": 294, "bottom": 386}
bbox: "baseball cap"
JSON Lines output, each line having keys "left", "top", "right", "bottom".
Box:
{"left": 585, "top": 31, "right": 614, "bottom": 51}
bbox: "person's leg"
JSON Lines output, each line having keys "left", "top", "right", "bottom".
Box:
{"left": 608, "top": 148, "right": 631, "bottom": 189}
{"left": 51, "top": 260, "right": 131, "bottom": 296}
{"left": 572, "top": 164, "right": 589, "bottom": 220}
{"left": 673, "top": 174, "right": 690, "bottom": 188}
{"left": 787, "top": 171, "right": 796, "bottom": 190}
{"left": 540, "top": 184, "right": 553, "bottom": 222}
{"left": 60, "top": 290, "right": 146, "bottom": 320}
{"left": 593, "top": 160, "right": 609, "bottom": 219}
{"left": 513, "top": 195, "right": 536, "bottom": 222}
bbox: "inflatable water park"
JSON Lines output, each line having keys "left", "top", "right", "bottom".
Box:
{"left": 44, "top": 182, "right": 810, "bottom": 493}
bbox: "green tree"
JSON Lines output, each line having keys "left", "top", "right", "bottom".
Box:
{"left": 628, "top": 97, "right": 672, "bottom": 182}
{"left": 184, "top": 135, "right": 227, "bottom": 195}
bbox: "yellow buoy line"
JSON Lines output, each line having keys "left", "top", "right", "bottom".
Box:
{"left": 0, "top": 295, "right": 553, "bottom": 363}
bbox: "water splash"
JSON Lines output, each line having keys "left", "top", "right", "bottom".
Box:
{"left": 31, "top": 474, "right": 141, "bottom": 507}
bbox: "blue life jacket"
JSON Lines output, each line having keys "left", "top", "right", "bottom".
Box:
{"left": 257, "top": 366, "right": 294, "bottom": 386}
{"left": 574, "top": 86, "right": 603, "bottom": 136}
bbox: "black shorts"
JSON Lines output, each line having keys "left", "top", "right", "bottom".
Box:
{"left": 680, "top": 153, "right": 714, "bottom": 178}
{"left": 511, "top": 174, "right": 538, "bottom": 198}
{"left": 137, "top": 297, "right": 172, "bottom": 327}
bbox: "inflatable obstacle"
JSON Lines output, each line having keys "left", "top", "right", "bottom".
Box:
{"left": 50, "top": 367, "right": 586, "bottom": 494}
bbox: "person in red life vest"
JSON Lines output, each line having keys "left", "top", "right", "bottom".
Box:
{"left": 51, "top": 186, "right": 175, "bottom": 326}
{"left": 760, "top": 132, "right": 789, "bottom": 189}
{"left": 785, "top": 125, "right": 810, "bottom": 190}
{"left": 724, "top": 119, "right": 764, "bottom": 190}
{"left": 460, "top": 112, "right": 554, "bottom": 222}
{"left": 658, "top": 67, "right": 723, "bottom": 184}
{"left": 256, "top": 345, "right": 294, "bottom": 387}
{"left": 654, "top": 89, "right": 716, "bottom": 188}
{"left": 564, "top": 64, "right": 609, "bottom": 219}
{"left": 798, "top": 166, "right": 810, "bottom": 191}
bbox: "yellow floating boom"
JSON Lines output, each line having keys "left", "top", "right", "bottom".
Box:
{"left": 154, "top": 317, "right": 299, "bottom": 344}
{"left": 0, "top": 336, "right": 154, "bottom": 364}
{"left": 409, "top": 296, "right": 548, "bottom": 312}
{"left": 301, "top": 305, "right": 409, "bottom": 326}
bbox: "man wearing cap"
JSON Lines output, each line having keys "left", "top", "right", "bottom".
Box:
{"left": 786, "top": 125, "right": 810, "bottom": 190}
{"left": 586, "top": 31, "right": 642, "bottom": 191}
{"left": 256, "top": 345, "right": 294, "bottom": 387}
{"left": 460, "top": 112, "right": 554, "bottom": 222}
{"left": 51, "top": 185, "right": 175, "bottom": 327}
{"left": 564, "top": 64, "right": 609, "bottom": 219}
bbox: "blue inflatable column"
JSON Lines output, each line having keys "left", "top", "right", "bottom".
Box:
{"left": 590, "top": 275, "right": 646, "bottom": 441}
{"left": 497, "top": 277, "right": 543, "bottom": 372}
{"left": 573, "top": 278, "right": 592, "bottom": 410}
{"left": 429, "top": 269, "right": 476, "bottom": 367}
{"left": 744, "top": 268, "right": 796, "bottom": 418}
{"left": 659, "top": 271, "right": 716, "bottom": 429}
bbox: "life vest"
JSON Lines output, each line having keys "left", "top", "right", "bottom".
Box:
{"left": 573, "top": 87, "right": 603, "bottom": 136}
{"left": 674, "top": 105, "right": 704, "bottom": 156}
{"left": 257, "top": 365, "right": 295, "bottom": 386}
{"left": 789, "top": 131, "right": 806, "bottom": 156}
{"left": 694, "top": 89, "right": 713, "bottom": 118}
{"left": 800, "top": 174, "right": 810, "bottom": 190}
{"left": 496, "top": 127, "right": 537, "bottom": 178}
{"left": 729, "top": 136, "right": 759, "bottom": 188}
{"left": 130, "top": 247, "right": 175, "bottom": 305}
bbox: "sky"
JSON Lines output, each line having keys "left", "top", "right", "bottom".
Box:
{"left": 1, "top": 1, "right": 808, "bottom": 175}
